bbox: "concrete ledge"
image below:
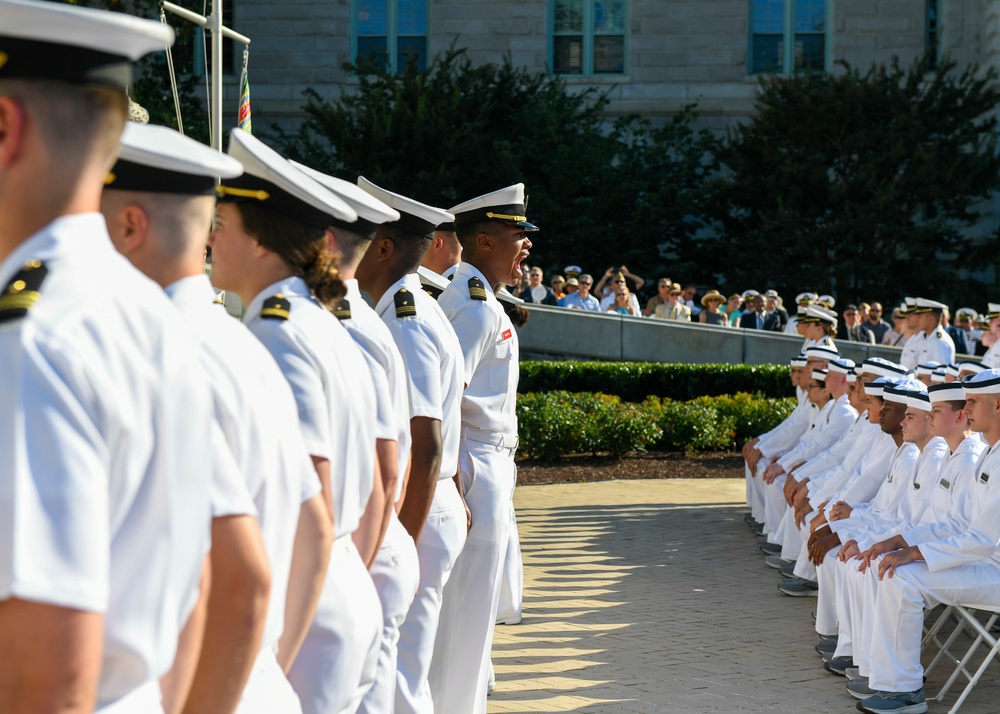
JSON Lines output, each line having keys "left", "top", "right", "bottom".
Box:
{"left": 517, "top": 304, "right": 925, "bottom": 365}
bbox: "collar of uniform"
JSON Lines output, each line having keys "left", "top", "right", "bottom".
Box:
{"left": 453, "top": 261, "right": 496, "bottom": 300}
{"left": 243, "top": 274, "right": 311, "bottom": 323}
{"left": 0, "top": 212, "right": 112, "bottom": 287}
{"left": 374, "top": 272, "right": 421, "bottom": 317}
{"left": 163, "top": 273, "right": 215, "bottom": 314}
{"left": 343, "top": 277, "right": 361, "bottom": 302}
{"left": 443, "top": 263, "right": 459, "bottom": 279}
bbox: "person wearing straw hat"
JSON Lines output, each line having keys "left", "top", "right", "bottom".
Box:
{"left": 432, "top": 183, "right": 536, "bottom": 714}
{"left": 654, "top": 282, "right": 692, "bottom": 321}
{"left": 209, "top": 128, "right": 384, "bottom": 714}
{"left": 699, "top": 289, "right": 727, "bottom": 325}
{"left": 0, "top": 2, "right": 217, "bottom": 711}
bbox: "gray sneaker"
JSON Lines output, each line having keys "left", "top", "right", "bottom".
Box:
{"left": 764, "top": 554, "right": 792, "bottom": 569}
{"left": 857, "top": 688, "right": 927, "bottom": 714}
{"left": 845, "top": 666, "right": 863, "bottom": 681}
{"left": 824, "top": 655, "right": 854, "bottom": 676}
{"left": 779, "top": 561, "right": 796, "bottom": 577}
{"left": 759, "top": 539, "right": 782, "bottom": 555}
{"left": 778, "top": 576, "right": 819, "bottom": 597}
{"left": 847, "top": 678, "right": 875, "bottom": 699}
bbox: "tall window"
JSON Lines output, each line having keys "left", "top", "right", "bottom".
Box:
{"left": 926, "top": 0, "right": 939, "bottom": 68}
{"left": 750, "top": 0, "right": 826, "bottom": 74}
{"left": 552, "top": 0, "right": 627, "bottom": 75}
{"left": 355, "top": 0, "right": 427, "bottom": 73}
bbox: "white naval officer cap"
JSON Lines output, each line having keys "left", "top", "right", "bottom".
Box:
{"left": 357, "top": 176, "right": 454, "bottom": 237}
{"left": 958, "top": 361, "right": 987, "bottom": 378}
{"left": 860, "top": 357, "right": 908, "bottom": 379}
{"left": 217, "top": 129, "right": 356, "bottom": 230}
{"left": 796, "top": 292, "right": 818, "bottom": 305}
{"left": 864, "top": 375, "right": 900, "bottom": 397}
{"left": 916, "top": 361, "right": 941, "bottom": 376}
{"left": 817, "top": 294, "right": 836, "bottom": 309}
{"left": 106, "top": 123, "right": 243, "bottom": 195}
{"left": 928, "top": 382, "right": 966, "bottom": 403}
{"left": 913, "top": 298, "right": 947, "bottom": 314}
{"left": 416, "top": 265, "right": 450, "bottom": 295}
{"left": 802, "top": 305, "right": 838, "bottom": 325}
{"left": 805, "top": 345, "right": 839, "bottom": 361}
{"left": 956, "top": 307, "right": 978, "bottom": 319}
{"left": 986, "top": 303, "right": 1000, "bottom": 319}
{"left": 828, "top": 358, "right": 856, "bottom": 375}
{"left": 449, "top": 183, "right": 538, "bottom": 231}
{"left": 962, "top": 368, "right": 1000, "bottom": 395}
{"left": 290, "top": 162, "right": 400, "bottom": 236}
{"left": 0, "top": 0, "right": 174, "bottom": 90}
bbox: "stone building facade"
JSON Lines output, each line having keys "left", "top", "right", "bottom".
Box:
{"left": 208, "top": 0, "right": 998, "bottom": 132}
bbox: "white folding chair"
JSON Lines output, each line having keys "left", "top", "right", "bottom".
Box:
{"left": 932, "top": 603, "right": 1000, "bottom": 714}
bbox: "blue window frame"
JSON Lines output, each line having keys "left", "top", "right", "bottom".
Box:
{"left": 926, "top": 0, "right": 940, "bottom": 68}
{"left": 354, "top": 0, "right": 427, "bottom": 73}
{"left": 750, "top": 0, "right": 826, "bottom": 75}
{"left": 551, "top": 0, "right": 627, "bottom": 75}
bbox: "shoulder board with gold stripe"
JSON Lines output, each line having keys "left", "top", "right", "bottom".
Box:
{"left": 260, "top": 293, "right": 291, "bottom": 321}
{"left": 468, "top": 276, "right": 487, "bottom": 301}
{"left": 423, "top": 284, "right": 443, "bottom": 300}
{"left": 395, "top": 288, "right": 416, "bottom": 318}
{"left": 0, "top": 259, "right": 47, "bottom": 324}
{"left": 332, "top": 299, "right": 352, "bottom": 321}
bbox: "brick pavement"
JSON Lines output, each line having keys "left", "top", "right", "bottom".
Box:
{"left": 487, "top": 479, "right": 1000, "bottom": 713}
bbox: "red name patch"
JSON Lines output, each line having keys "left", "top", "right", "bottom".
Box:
{"left": 502, "top": 329, "right": 512, "bottom": 340}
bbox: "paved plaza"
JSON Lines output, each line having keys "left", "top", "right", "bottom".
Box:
{"left": 488, "top": 479, "right": 1000, "bottom": 713}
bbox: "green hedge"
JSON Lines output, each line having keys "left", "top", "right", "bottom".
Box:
{"left": 518, "top": 361, "right": 793, "bottom": 401}
{"left": 516, "top": 391, "right": 796, "bottom": 460}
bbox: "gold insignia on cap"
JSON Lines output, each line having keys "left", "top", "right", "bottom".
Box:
{"left": 0, "top": 258, "right": 47, "bottom": 324}
{"left": 468, "top": 276, "right": 487, "bottom": 301}
{"left": 394, "top": 288, "right": 416, "bottom": 318}
{"left": 0, "top": 53, "right": 7, "bottom": 71}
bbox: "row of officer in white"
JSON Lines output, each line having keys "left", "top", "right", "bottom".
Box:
{"left": 898, "top": 297, "right": 957, "bottom": 370}
{"left": 0, "top": 1, "right": 220, "bottom": 712}
{"left": 210, "top": 129, "right": 385, "bottom": 714}
{"left": 102, "top": 123, "right": 333, "bottom": 713}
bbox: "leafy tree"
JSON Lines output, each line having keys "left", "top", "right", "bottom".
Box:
{"left": 705, "top": 56, "right": 1000, "bottom": 306}
{"left": 274, "top": 47, "right": 718, "bottom": 282}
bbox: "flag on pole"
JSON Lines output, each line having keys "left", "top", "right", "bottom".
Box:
{"left": 238, "top": 50, "right": 252, "bottom": 134}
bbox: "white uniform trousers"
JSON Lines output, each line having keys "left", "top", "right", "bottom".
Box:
{"left": 747, "top": 462, "right": 767, "bottom": 523}
{"left": 395, "top": 480, "right": 468, "bottom": 714}
{"left": 814, "top": 548, "right": 839, "bottom": 637}
{"left": 239, "top": 646, "right": 303, "bottom": 714}
{"left": 429, "top": 437, "right": 516, "bottom": 714}
{"left": 762, "top": 473, "right": 788, "bottom": 535}
{"left": 288, "top": 536, "right": 382, "bottom": 714}
{"left": 840, "top": 557, "right": 881, "bottom": 677}
{"left": 358, "top": 513, "right": 420, "bottom": 714}
{"left": 869, "top": 559, "right": 1000, "bottom": 693}
{"left": 496, "top": 500, "right": 523, "bottom": 624}
{"left": 95, "top": 681, "right": 163, "bottom": 714}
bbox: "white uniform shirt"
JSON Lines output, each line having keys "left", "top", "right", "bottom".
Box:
{"left": 806, "top": 419, "right": 881, "bottom": 500}
{"left": 829, "top": 442, "right": 920, "bottom": 541}
{"left": 244, "top": 276, "right": 377, "bottom": 539}
{"left": 900, "top": 332, "right": 923, "bottom": 370}
{"left": 0, "top": 214, "right": 213, "bottom": 706}
{"left": 982, "top": 341, "right": 1000, "bottom": 368}
{"left": 166, "top": 274, "right": 317, "bottom": 649}
{"left": 342, "top": 278, "right": 411, "bottom": 500}
{"left": 376, "top": 273, "right": 463, "bottom": 481}
{"left": 918, "top": 327, "right": 956, "bottom": 366}
{"left": 902, "top": 437, "right": 1000, "bottom": 570}
{"left": 915, "top": 435, "right": 984, "bottom": 530}
{"left": 776, "top": 393, "right": 857, "bottom": 470}
{"left": 438, "top": 262, "right": 519, "bottom": 437}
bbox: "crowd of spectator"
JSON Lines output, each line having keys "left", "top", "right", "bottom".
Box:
{"left": 513, "top": 264, "right": 997, "bottom": 359}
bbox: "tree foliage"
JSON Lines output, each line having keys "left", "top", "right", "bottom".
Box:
{"left": 275, "top": 47, "right": 718, "bottom": 277}
{"left": 704, "top": 56, "right": 1000, "bottom": 305}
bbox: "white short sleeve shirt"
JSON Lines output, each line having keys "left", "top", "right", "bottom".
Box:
{"left": 244, "top": 276, "right": 377, "bottom": 539}
{"left": 0, "top": 215, "right": 213, "bottom": 707}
